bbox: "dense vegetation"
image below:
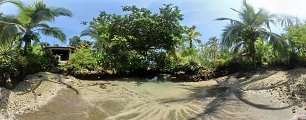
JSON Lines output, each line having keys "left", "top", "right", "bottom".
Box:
{"left": 0, "top": 0, "right": 305, "bottom": 87}
{"left": 68, "top": 1, "right": 304, "bottom": 78}
{"left": 0, "top": 0, "right": 71, "bottom": 87}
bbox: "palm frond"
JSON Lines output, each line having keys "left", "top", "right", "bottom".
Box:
{"left": 31, "top": 23, "right": 49, "bottom": 28}
{"left": 230, "top": 8, "right": 243, "bottom": 16}
{"left": 215, "top": 17, "right": 242, "bottom": 24}
{"left": 9, "top": 0, "right": 72, "bottom": 24}
{"left": 232, "top": 41, "right": 244, "bottom": 53}
{"left": 277, "top": 15, "right": 299, "bottom": 27}
{"left": 253, "top": 9, "right": 275, "bottom": 30}
{"left": 80, "top": 27, "right": 93, "bottom": 37}
{"left": 0, "top": 15, "right": 25, "bottom": 44}
{"left": 268, "top": 33, "right": 288, "bottom": 56}
{"left": 7, "top": 0, "right": 27, "bottom": 10}
{"left": 241, "top": 0, "right": 255, "bottom": 25}
{"left": 38, "top": 26, "right": 66, "bottom": 42}
{"left": 260, "top": 28, "right": 288, "bottom": 56}
{"left": 221, "top": 22, "right": 244, "bottom": 48}
{"left": 49, "top": 7, "right": 73, "bottom": 17}
{"left": 0, "top": 26, "right": 19, "bottom": 45}
{"left": 8, "top": 0, "right": 34, "bottom": 24}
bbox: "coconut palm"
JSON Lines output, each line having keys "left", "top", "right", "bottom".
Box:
{"left": 206, "top": 37, "right": 220, "bottom": 60}
{"left": 0, "top": 0, "right": 72, "bottom": 53}
{"left": 0, "top": 14, "right": 22, "bottom": 45}
{"left": 184, "top": 25, "right": 202, "bottom": 48}
{"left": 216, "top": 0, "right": 295, "bottom": 64}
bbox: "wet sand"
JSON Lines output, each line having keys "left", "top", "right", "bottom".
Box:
{"left": 3, "top": 68, "right": 306, "bottom": 120}
{"left": 16, "top": 79, "right": 297, "bottom": 120}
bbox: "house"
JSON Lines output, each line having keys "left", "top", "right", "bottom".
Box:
{"left": 44, "top": 46, "right": 75, "bottom": 62}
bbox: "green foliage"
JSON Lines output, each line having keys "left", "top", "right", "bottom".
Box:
{"left": 66, "top": 47, "right": 101, "bottom": 72}
{"left": 69, "top": 36, "right": 81, "bottom": 47}
{"left": 183, "top": 25, "right": 202, "bottom": 48}
{"left": 176, "top": 48, "right": 206, "bottom": 72}
{"left": 255, "top": 37, "right": 273, "bottom": 65}
{"left": 1, "top": 0, "right": 72, "bottom": 53}
{"left": 82, "top": 4, "right": 185, "bottom": 73}
{"left": 0, "top": 42, "right": 57, "bottom": 87}
{"left": 285, "top": 24, "right": 306, "bottom": 60}
{"left": 0, "top": 46, "right": 25, "bottom": 74}
{"left": 200, "top": 37, "right": 222, "bottom": 60}
{"left": 25, "top": 45, "right": 58, "bottom": 74}
{"left": 217, "top": 0, "right": 296, "bottom": 65}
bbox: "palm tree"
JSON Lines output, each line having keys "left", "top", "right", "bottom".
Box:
{"left": 184, "top": 25, "right": 202, "bottom": 48}
{"left": 0, "top": 14, "right": 21, "bottom": 45}
{"left": 206, "top": 37, "right": 220, "bottom": 60}
{"left": 0, "top": 0, "right": 72, "bottom": 53}
{"left": 216, "top": 0, "right": 295, "bottom": 64}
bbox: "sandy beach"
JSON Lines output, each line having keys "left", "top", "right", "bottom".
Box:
{"left": 1, "top": 68, "right": 306, "bottom": 120}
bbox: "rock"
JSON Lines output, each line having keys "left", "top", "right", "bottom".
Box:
{"left": 37, "top": 93, "right": 42, "bottom": 96}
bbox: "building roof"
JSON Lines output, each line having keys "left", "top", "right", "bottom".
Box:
{"left": 44, "top": 46, "right": 75, "bottom": 50}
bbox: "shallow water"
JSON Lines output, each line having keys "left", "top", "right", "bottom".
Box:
{"left": 16, "top": 76, "right": 294, "bottom": 120}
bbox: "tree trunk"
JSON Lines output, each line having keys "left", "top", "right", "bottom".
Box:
{"left": 189, "top": 39, "right": 193, "bottom": 48}
{"left": 249, "top": 42, "right": 257, "bottom": 67}
{"left": 23, "top": 35, "right": 32, "bottom": 55}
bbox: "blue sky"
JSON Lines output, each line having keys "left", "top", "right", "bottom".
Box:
{"left": 1, "top": 0, "right": 306, "bottom": 46}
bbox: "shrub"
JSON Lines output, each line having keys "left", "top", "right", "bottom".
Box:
{"left": 25, "top": 45, "right": 58, "bottom": 74}
{"left": 0, "top": 44, "right": 58, "bottom": 88}
{"left": 66, "top": 47, "right": 102, "bottom": 72}
{"left": 0, "top": 48, "right": 26, "bottom": 87}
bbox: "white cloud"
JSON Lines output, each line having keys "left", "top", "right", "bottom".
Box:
{"left": 248, "top": 0, "right": 306, "bottom": 19}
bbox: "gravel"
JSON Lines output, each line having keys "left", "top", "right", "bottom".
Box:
{"left": 0, "top": 72, "right": 66, "bottom": 119}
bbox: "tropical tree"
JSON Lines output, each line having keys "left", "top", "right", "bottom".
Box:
{"left": 255, "top": 37, "right": 273, "bottom": 64}
{"left": 183, "top": 25, "right": 202, "bottom": 48}
{"left": 82, "top": 4, "right": 185, "bottom": 72}
{"left": 285, "top": 24, "right": 306, "bottom": 59}
{"left": 216, "top": 0, "right": 295, "bottom": 65}
{"left": 69, "top": 36, "right": 81, "bottom": 47}
{"left": 1, "top": 0, "right": 72, "bottom": 53}
{"left": 0, "top": 14, "right": 21, "bottom": 46}
{"left": 204, "top": 37, "right": 220, "bottom": 60}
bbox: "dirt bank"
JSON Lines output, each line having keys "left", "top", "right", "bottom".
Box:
{"left": 0, "top": 72, "right": 68, "bottom": 119}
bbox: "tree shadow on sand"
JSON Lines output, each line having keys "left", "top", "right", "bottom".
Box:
{"left": 183, "top": 69, "right": 306, "bottom": 119}
{"left": 183, "top": 86, "right": 295, "bottom": 120}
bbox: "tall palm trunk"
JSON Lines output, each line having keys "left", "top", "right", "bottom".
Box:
{"left": 23, "top": 34, "right": 32, "bottom": 54}
{"left": 248, "top": 41, "right": 257, "bottom": 67}
{"left": 189, "top": 38, "right": 192, "bottom": 48}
